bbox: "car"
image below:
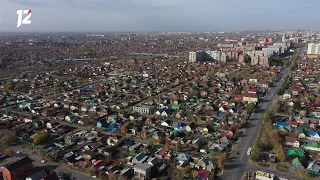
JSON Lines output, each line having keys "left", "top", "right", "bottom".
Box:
{"left": 247, "top": 147, "right": 252, "bottom": 155}
{"left": 16, "top": 151, "right": 20, "bottom": 154}
{"left": 41, "top": 160, "right": 46, "bottom": 163}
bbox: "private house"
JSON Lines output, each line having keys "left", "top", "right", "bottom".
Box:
{"left": 307, "top": 161, "right": 320, "bottom": 176}
{"left": 176, "top": 153, "right": 191, "bottom": 165}
{"left": 292, "top": 157, "right": 303, "bottom": 168}
{"left": 274, "top": 122, "right": 287, "bottom": 130}
{"left": 96, "top": 118, "right": 108, "bottom": 129}
{"left": 195, "top": 158, "right": 217, "bottom": 172}
{"left": 234, "top": 94, "right": 243, "bottom": 100}
{"left": 25, "top": 169, "right": 46, "bottom": 180}
{"left": 285, "top": 136, "right": 300, "bottom": 147}
{"left": 133, "top": 163, "right": 152, "bottom": 179}
{"left": 308, "top": 131, "right": 320, "bottom": 141}
{"left": 283, "top": 90, "right": 292, "bottom": 99}
{"left": 243, "top": 92, "right": 258, "bottom": 103}
{"left": 288, "top": 86, "right": 300, "bottom": 95}
{"left": 154, "top": 148, "right": 173, "bottom": 159}
{"left": 2, "top": 157, "right": 33, "bottom": 180}
{"left": 132, "top": 153, "right": 148, "bottom": 164}
{"left": 40, "top": 172, "right": 59, "bottom": 180}
{"left": 147, "top": 157, "right": 158, "bottom": 167}
{"left": 298, "top": 128, "right": 308, "bottom": 139}
{"left": 288, "top": 149, "right": 305, "bottom": 158}
{"left": 304, "top": 142, "right": 320, "bottom": 151}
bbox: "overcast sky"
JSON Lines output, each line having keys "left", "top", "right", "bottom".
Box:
{"left": 1, "top": 0, "right": 320, "bottom": 32}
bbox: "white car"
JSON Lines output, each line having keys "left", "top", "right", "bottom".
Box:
{"left": 247, "top": 147, "right": 252, "bottom": 155}
{"left": 41, "top": 160, "right": 46, "bottom": 163}
{"left": 16, "top": 151, "right": 20, "bottom": 154}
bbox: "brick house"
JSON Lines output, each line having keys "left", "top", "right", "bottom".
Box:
{"left": 2, "top": 157, "right": 33, "bottom": 180}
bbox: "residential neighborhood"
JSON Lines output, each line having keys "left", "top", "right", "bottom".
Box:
{"left": 0, "top": 30, "right": 318, "bottom": 180}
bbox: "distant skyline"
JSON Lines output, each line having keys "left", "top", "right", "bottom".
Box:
{"left": 1, "top": 0, "right": 320, "bottom": 32}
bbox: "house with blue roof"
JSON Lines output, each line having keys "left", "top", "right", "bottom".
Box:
{"left": 307, "top": 161, "right": 320, "bottom": 176}
{"left": 274, "top": 122, "right": 288, "bottom": 129}
{"left": 176, "top": 153, "right": 191, "bottom": 164}
{"left": 97, "top": 118, "right": 108, "bottom": 129}
{"left": 175, "top": 122, "right": 186, "bottom": 129}
{"left": 309, "top": 131, "right": 320, "bottom": 140}
{"left": 132, "top": 152, "right": 148, "bottom": 164}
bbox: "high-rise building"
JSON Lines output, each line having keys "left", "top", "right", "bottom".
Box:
{"left": 239, "top": 54, "right": 245, "bottom": 64}
{"left": 307, "top": 43, "right": 320, "bottom": 57}
{"left": 189, "top": 52, "right": 197, "bottom": 62}
{"left": 189, "top": 50, "right": 220, "bottom": 62}
{"left": 282, "top": 33, "right": 286, "bottom": 42}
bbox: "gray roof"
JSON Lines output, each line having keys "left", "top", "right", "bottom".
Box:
{"left": 134, "top": 163, "right": 151, "bottom": 171}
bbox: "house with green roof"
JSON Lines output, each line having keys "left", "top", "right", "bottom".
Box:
{"left": 287, "top": 149, "right": 305, "bottom": 157}
{"left": 65, "top": 114, "right": 76, "bottom": 122}
{"left": 304, "top": 142, "right": 320, "bottom": 151}
{"left": 283, "top": 90, "right": 292, "bottom": 99}
{"left": 292, "top": 157, "right": 303, "bottom": 167}
{"left": 171, "top": 104, "right": 180, "bottom": 111}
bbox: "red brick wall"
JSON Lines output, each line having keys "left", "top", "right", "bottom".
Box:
{"left": 2, "top": 164, "right": 32, "bottom": 180}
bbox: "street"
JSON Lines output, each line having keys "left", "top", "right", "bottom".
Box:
{"left": 223, "top": 47, "right": 306, "bottom": 180}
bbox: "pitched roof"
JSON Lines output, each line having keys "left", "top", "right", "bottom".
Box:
{"left": 6, "top": 157, "right": 32, "bottom": 172}
{"left": 287, "top": 149, "right": 305, "bottom": 157}
{"left": 41, "top": 172, "right": 59, "bottom": 180}
{"left": 285, "top": 136, "right": 299, "bottom": 143}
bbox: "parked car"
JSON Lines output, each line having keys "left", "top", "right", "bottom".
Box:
{"left": 247, "top": 147, "right": 252, "bottom": 155}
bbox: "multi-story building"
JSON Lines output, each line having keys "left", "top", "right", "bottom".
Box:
{"left": 262, "top": 46, "right": 281, "bottom": 55}
{"left": 247, "top": 51, "right": 271, "bottom": 67}
{"left": 189, "top": 51, "right": 197, "bottom": 62}
{"left": 2, "top": 157, "right": 33, "bottom": 180}
{"left": 218, "top": 43, "right": 234, "bottom": 48}
{"left": 239, "top": 54, "right": 245, "bottom": 64}
{"left": 132, "top": 105, "right": 154, "bottom": 114}
{"left": 307, "top": 43, "right": 320, "bottom": 57}
{"left": 134, "top": 163, "right": 152, "bottom": 179}
{"left": 188, "top": 50, "right": 220, "bottom": 62}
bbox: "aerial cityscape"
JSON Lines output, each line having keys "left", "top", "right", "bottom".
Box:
{"left": 0, "top": 1, "right": 320, "bottom": 180}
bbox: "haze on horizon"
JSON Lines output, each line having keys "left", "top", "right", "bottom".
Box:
{"left": 1, "top": 0, "right": 320, "bottom": 32}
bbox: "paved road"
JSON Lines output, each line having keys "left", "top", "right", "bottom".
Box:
{"left": 223, "top": 47, "right": 306, "bottom": 180}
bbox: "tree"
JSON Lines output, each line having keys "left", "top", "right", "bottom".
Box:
{"left": 108, "top": 172, "right": 116, "bottom": 180}
{"left": 4, "top": 83, "right": 14, "bottom": 91}
{"left": 85, "top": 167, "right": 95, "bottom": 176}
{"left": 164, "top": 140, "right": 170, "bottom": 151}
{"left": 176, "top": 139, "right": 182, "bottom": 152}
{"left": 245, "top": 103, "right": 255, "bottom": 114}
{"left": 98, "top": 171, "right": 108, "bottom": 180}
{"left": 315, "top": 96, "right": 320, "bottom": 104}
{"left": 33, "top": 130, "right": 50, "bottom": 145}
{"left": 4, "top": 148, "right": 14, "bottom": 156}
{"left": 274, "top": 143, "right": 285, "bottom": 162}
{"left": 217, "top": 152, "right": 228, "bottom": 170}
{"left": 1, "top": 134, "right": 17, "bottom": 146}
{"left": 121, "top": 123, "right": 129, "bottom": 136}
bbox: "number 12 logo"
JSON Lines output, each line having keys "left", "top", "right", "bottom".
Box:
{"left": 17, "top": 10, "right": 32, "bottom": 28}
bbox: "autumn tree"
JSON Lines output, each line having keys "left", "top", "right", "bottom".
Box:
{"left": 176, "top": 139, "right": 182, "bottom": 152}
{"left": 4, "top": 148, "right": 14, "bottom": 156}
{"left": 217, "top": 152, "right": 228, "bottom": 170}
{"left": 98, "top": 171, "right": 108, "bottom": 180}
{"left": 315, "top": 96, "right": 320, "bottom": 104}
{"left": 108, "top": 172, "right": 116, "bottom": 180}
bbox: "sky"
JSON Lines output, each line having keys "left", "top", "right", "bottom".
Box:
{"left": 0, "top": 0, "right": 320, "bottom": 32}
